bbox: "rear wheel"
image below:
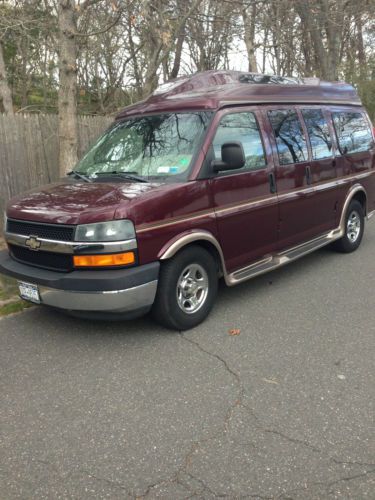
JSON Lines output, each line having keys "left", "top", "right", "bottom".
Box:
{"left": 152, "top": 245, "right": 218, "bottom": 330}
{"left": 332, "top": 199, "right": 364, "bottom": 253}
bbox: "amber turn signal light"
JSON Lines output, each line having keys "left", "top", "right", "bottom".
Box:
{"left": 73, "top": 251, "right": 135, "bottom": 268}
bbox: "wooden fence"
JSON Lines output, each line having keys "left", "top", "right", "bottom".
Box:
{"left": 0, "top": 113, "right": 112, "bottom": 230}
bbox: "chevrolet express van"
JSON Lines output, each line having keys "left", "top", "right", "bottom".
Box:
{"left": 1, "top": 70, "right": 374, "bottom": 329}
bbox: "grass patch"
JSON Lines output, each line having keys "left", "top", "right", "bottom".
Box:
{"left": 0, "top": 272, "right": 35, "bottom": 316}
{"left": 0, "top": 290, "right": 11, "bottom": 300}
{"left": 0, "top": 275, "right": 19, "bottom": 301}
{"left": 0, "top": 300, "right": 32, "bottom": 317}
{"left": 0, "top": 289, "right": 18, "bottom": 301}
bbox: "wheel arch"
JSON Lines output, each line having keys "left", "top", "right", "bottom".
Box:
{"left": 339, "top": 184, "right": 367, "bottom": 234}
{"left": 351, "top": 189, "right": 367, "bottom": 215}
{"left": 158, "top": 230, "right": 228, "bottom": 282}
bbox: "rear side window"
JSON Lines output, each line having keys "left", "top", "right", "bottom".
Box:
{"left": 268, "top": 109, "right": 308, "bottom": 165}
{"left": 332, "top": 112, "right": 372, "bottom": 154}
{"left": 302, "top": 109, "right": 332, "bottom": 159}
{"left": 213, "top": 112, "right": 266, "bottom": 171}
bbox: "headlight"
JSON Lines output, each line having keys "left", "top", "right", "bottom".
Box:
{"left": 75, "top": 220, "right": 135, "bottom": 242}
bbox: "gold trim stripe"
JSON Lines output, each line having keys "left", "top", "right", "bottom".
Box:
{"left": 136, "top": 209, "right": 215, "bottom": 233}
{"left": 136, "top": 170, "right": 374, "bottom": 234}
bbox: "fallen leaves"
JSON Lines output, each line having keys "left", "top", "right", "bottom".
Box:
{"left": 228, "top": 328, "right": 241, "bottom": 336}
{"left": 262, "top": 378, "right": 279, "bottom": 385}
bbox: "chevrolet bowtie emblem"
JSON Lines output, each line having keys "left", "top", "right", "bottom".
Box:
{"left": 25, "top": 236, "right": 41, "bottom": 251}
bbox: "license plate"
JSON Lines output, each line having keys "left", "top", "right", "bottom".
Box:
{"left": 18, "top": 281, "right": 40, "bottom": 304}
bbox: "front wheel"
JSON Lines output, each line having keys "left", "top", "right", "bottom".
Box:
{"left": 152, "top": 245, "right": 218, "bottom": 330}
{"left": 332, "top": 199, "right": 364, "bottom": 253}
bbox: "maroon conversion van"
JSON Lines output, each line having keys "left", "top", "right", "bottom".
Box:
{"left": 1, "top": 70, "right": 374, "bottom": 329}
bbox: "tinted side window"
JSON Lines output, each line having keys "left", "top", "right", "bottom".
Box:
{"left": 268, "top": 109, "right": 308, "bottom": 165}
{"left": 332, "top": 112, "right": 372, "bottom": 154}
{"left": 302, "top": 109, "right": 332, "bottom": 159}
{"left": 213, "top": 112, "right": 266, "bottom": 171}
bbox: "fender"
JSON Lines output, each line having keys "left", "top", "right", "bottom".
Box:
{"left": 338, "top": 183, "right": 367, "bottom": 236}
{"left": 158, "top": 229, "right": 229, "bottom": 283}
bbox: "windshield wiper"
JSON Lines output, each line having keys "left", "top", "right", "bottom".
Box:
{"left": 93, "top": 171, "right": 149, "bottom": 183}
{"left": 67, "top": 170, "right": 92, "bottom": 183}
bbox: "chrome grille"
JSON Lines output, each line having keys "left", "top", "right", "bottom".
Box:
{"left": 6, "top": 219, "right": 75, "bottom": 241}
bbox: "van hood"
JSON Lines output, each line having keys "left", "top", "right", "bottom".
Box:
{"left": 6, "top": 179, "right": 163, "bottom": 225}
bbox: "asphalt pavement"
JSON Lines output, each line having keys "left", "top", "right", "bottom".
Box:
{"left": 1, "top": 224, "right": 375, "bottom": 499}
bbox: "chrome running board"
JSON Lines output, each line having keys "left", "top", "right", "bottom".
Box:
{"left": 227, "top": 227, "right": 343, "bottom": 286}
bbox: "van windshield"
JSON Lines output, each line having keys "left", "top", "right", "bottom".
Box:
{"left": 75, "top": 112, "right": 212, "bottom": 182}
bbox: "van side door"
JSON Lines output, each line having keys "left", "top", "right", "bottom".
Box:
{"left": 207, "top": 108, "right": 278, "bottom": 273}
{"left": 300, "top": 107, "right": 337, "bottom": 233}
{"left": 264, "top": 106, "right": 320, "bottom": 249}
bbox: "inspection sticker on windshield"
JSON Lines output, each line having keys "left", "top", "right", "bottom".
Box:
{"left": 18, "top": 281, "right": 40, "bottom": 304}
{"left": 157, "top": 166, "right": 179, "bottom": 174}
{"left": 157, "top": 166, "right": 171, "bottom": 173}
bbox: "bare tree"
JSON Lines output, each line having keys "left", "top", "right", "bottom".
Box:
{"left": 0, "top": 0, "right": 374, "bottom": 125}
{"left": 57, "top": 0, "right": 123, "bottom": 174}
{"left": 58, "top": 0, "right": 78, "bottom": 174}
{"left": 241, "top": 0, "right": 258, "bottom": 72}
{"left": 0, "top": 41, "right": 13, "bottom": 113}
{"left": 187, "top": 0, "right": 236, "bottom": 72}
{"left": 137, "top": 0, "right": 203, "bottom": 97}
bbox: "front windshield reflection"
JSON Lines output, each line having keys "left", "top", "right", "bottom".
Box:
{"left": 75, "top": 112, "right": 212, "bottom": 181}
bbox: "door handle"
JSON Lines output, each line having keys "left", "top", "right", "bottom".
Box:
{"left": 305, "top": 165, "right": 312, "bottom": 185}
{"left": 269, "top": 172, "right": 277, "bottom": 194}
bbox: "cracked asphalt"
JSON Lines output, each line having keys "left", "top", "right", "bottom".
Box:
{"left": 1, "top": 225, "right": 375, "bottom": 499}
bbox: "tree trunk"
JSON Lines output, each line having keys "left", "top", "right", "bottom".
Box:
{"left": 262, "top": 27, "right": 268, "bottom": 73}
{"left": 300, "top": 18, "right": 313, "bottom": 76}
{"left": 58, "top": 0, "right": 78, "bottom": 176}
{"left": 242, "top": 2, "right": 257, "bottom": 73}
{"left": 295, "top": 2, "right": 324, "bottom": 78}
{"left": 320, "top": 0, "right": 343, "bottom": 81}
{"left": 355, "top": 15, "right": 367, "bottom": 80}
{"left": 127, "top": 12, "right": 143, "bottom": 100}
{"left": 42, "top": 40, "right": 48, "bottom": 110}
{"left": 170, "top": 29, "right": 185, "bottom": 79}
{"left": 19, "top": 37, "right": 30, "bottom": 108}
{"left": 95, "top": 59, "right": 105, "bottom": 113}
{"left": 142, "top": 42, "right": 162, "bottom": 98}
{"left": 0, "top": 42, "right": 14, "bottom": 114}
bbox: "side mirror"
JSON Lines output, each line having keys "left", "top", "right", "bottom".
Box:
{"left": 212, "top": 142, "right": 245, "bottom": 172}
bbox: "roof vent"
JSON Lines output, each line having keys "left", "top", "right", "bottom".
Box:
{"left": 302, "top": 77, "right": 321, "bottom": 85}
{"left": 239, "top": 73, "right": 302, "bottom": 85}
{"left": 153, "top": 78, "right": 189, "bottom": 95}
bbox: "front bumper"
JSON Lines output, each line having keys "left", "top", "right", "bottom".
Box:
{"left": 0, "top": 250, "right": 159, "bottom": 315}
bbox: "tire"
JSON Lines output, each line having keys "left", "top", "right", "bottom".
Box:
{"left": 152, "top": 245, "right": 218, "bottom": 330}
{"left": 332, "top": 199, "right": 364, "bottom": 253}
